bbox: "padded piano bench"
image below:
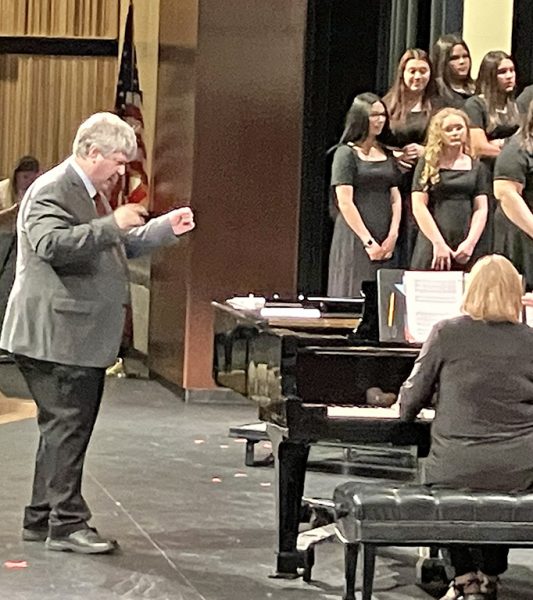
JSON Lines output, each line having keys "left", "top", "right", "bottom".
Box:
{"left": 333, "top": 482, "right": 533, "bottom": 600}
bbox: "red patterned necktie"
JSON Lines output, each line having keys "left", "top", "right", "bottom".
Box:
{"left": 93, "top": 192, "right": 109, "bottom": 217}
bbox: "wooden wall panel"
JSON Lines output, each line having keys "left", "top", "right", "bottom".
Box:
{"left": 0, "top": 0, "right": 122, "bottom": 176}
{"left": 148, "top": 0, "right": 198, "bottom": 388}
{"left": 0, "top": 0, "right": 119, "bottom": 38}
{"left": 0, "top": 54, "right": 116, "bottom": 177}
{"left": 148, "top": 0, "right": 307, "bottom": 390}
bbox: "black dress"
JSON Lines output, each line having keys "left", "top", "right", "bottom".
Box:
{"left": 385, "top": 110, "right": 431, "bottom": 268}
{"left": 386, "top": 110, "right": 429, "bottom": 148}
{"left": 327, "top": 144, "right": 400, "bottom": 297}
{"left": 517, "top": 84, "right": 533, "bottom": 115}
{"left": 0, "top": 204, "right": 17, "bottom": 338}
{"left": 434, "top": 85, "right": 473, "bottom": 109}
{"left": 494, "top": 138, "right": 533, "bottom": 289}
{"left": 464, "top": 95, "right": 520, "bottom": 254}
{"left": 410, "top": 158, "right": 490, "bottom": 270}
{"left": 463, "top": 96, "right": 519, "bottom": 152}
{"left": 0, "top": 233, "right": 16, "bottom": 332}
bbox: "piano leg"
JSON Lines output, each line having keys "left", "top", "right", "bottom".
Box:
{"left": 267, "top": 425, "right": 310, "bottom": 578}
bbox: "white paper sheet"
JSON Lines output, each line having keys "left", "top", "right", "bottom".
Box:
{"left": 526, "top": 305, "right": 533, "bottom": 327}
{"left": 403, "top": 271, "right": 464, "bottom": 343}
{"left": 259, "top": 307, "right": 321, "bottom": 318}
{"left": 226, "top": 296, "right": 266, "bottom": 311}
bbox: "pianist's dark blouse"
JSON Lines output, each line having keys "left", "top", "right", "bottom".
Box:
{"left": 399, "top": 315, "right": 533, "bottom": 492}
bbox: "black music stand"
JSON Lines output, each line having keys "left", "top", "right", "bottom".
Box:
{"left": 348, "top": 280, "right": 379, "bottom": 343}
{"left": 377, "top": 268, "right": 409, "bottom": 344}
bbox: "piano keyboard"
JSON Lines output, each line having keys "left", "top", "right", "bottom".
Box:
{"left": 326, "top": 404, "right": 435, "bottom": 421}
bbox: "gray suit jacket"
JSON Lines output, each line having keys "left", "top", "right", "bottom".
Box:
{"left": 0, "top": 159, "right": 177, "bottom": 367}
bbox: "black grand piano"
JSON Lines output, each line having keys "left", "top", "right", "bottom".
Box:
{"left": 212, "top": 292, "right": 432, "bottom": 578}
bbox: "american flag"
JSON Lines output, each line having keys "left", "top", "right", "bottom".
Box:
{"left": 114, "top": 1, "right": 148, "bottom": 207}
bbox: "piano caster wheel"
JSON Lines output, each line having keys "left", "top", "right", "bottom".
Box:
{"left": 415, "top": 557, "right": 449, "bottom": 596}
{"left": 302, "top": 547, "right": 315, "bottom": 583}
{"left": 270, "top": 552, "right": 305, "bottom": 579}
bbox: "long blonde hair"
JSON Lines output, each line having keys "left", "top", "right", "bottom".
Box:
{"left": 462, "top": 255, "right": 523, "bottom": 323}
{"left": 419, "top": 108, "right": 471, "bottom": 190}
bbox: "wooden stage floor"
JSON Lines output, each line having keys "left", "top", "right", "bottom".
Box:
{"left": 0, "top": 368, "right": 532, "bottom": 599}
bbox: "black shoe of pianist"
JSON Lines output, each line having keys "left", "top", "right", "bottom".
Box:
{"left": 365, "top": 387, "right": 397, "bottom": 407}
{"left": 46, "top": 527, "right": 118, "bottom": 554}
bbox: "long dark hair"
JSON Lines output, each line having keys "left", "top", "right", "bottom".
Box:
{"left": 327, "top": 93, "right": 389, "bottom": 220}
{"left": 7, "top": 155, "right": 39, "bottom": 205}
{"left": 383, "top": 48, "right": 435, "bottom": 126}
{"left": 475, "top": 50, "right": 518, "bottom": 131}
{"left": 337, "top": 92, "right": 390, "bottom": 146}
{"left": 431, "top": 34, "right": 475, "bottom": 99}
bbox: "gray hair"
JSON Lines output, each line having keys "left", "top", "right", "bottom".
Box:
{"left": 72, "top": 112, "right": 137, "bottom": 161}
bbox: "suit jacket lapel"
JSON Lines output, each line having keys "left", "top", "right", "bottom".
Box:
{"left": 65, "top": 163, "right": 96, "bottom": 212}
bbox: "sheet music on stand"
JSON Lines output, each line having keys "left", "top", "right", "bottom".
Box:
{"left": 526, "top": 306, "right": 533, "bottom": 327}
{"left": 403, "top": 271, "right": 464, "bottom": 344}
{"left": 378, "top": 269, "right": 465, "bottom": 345}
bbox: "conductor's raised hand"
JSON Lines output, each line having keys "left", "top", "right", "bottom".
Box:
{"left": 167, "top": 207, "right": 195, "bottom": 236}
{"left": 113, "top": 204, "right": 148, "bottom": 230}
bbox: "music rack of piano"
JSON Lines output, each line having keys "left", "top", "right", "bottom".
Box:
{"left": 212, "top": 296, "right": 431, "bottom": 577}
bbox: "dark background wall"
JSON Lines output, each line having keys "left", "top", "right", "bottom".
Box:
{"left": 512, "top": 0, "right": 533, "bottom": 91}
{"left": 298, "top": 0, "right": 392, "bottom": 295}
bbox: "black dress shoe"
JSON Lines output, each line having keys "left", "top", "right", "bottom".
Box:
{"left": 45, "top": 528, "right": 118, "bottom": 554}
{"left": 22, "top": 527, "right": 48, "bottom": 542}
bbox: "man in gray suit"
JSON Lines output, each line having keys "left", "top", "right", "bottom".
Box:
{"left": 0, "top": 112, "right": 195, "bottom": 554}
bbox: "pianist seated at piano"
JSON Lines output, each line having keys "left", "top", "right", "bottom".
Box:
{"left": 327, "top": 93, "right": 402, "bottom": 297}
{"left": 398, "top": 254, "right": 533, "bottom": 600}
